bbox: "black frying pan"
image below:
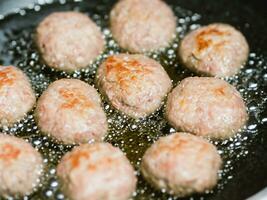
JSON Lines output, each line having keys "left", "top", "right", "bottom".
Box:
{"left": 0, "top": 0, "right": 266, "bottom": 200}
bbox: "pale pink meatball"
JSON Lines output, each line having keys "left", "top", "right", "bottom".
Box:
{"left": 57, "top": 142, "right": 137, "bottom": 200}
{"left": 179, "top": 23, "right": 249, "bottom": 77}
{"left": 110, "top": 0, "right": 176, "bottom": 53}
{"left": 36, "top": 12, "right": 105, "bottom": 72}
{"left": 0, "top": 134, "right": 43, "bottom": 197}
{"left": 166, "top": 77, "right": 248, "bottom": 139}
{"left": 0, "top": 66, "right": 36, "bottom": 126}
{"left": 96, "top": 54, "right": 172, "bottom": 119}
{"left": 35, "top": 79, "right": 107, "bottom": 144}
{"left": 141, "top": 132, "right": 222, "bottom": 197}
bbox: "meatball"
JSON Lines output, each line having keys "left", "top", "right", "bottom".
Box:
{"left": 141, "top": 132, "right": 222, "bottom": 197}
{"left": 166, "top": 77, "right": 248, "bottom": 139}
{"left": 179, "top": 23, "right": 249, "bottom": 77}
{"left": 110, "top": 0, "right": 176, "bottom": 53}
{"left": 36, "top": 11, "right": 105, "bottom": 72}
{"left": 35, "top": 79, "right": 107, "bottom": 144}
{"left": 0, "top": 66, "right": 36, "bottom": 126}
{"left": 96, "top": 54, "right": 172, "bottom": 119}
{"left": 57, "top": 142, "right": 137, "bottom": 200}
{"left": 0, "top": 134, "right": 43, "bottom": 197}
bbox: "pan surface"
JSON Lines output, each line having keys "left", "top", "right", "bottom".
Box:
{"left": 0, "top": 0, "right": 267, "bottom": 199}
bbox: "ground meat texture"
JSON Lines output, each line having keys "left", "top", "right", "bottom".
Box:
{"left": 166, "top": 77, "right": 248, "bottom": 139}
{"left": 0, "top": 134, "right": 43, "bottom": 198}
{"left": 96, "top": 54, "right": 172, "bottom": 119}
{"left": 0, "top": 66, "right": 36, "bottom": 126}
{"left": 57, "top": 142, "right": 137, "bottom": 200}
{"left": 36, "top": 11, "right": 105, "bottom": 72}
{"left": 141, "top": 132, "right": 222, "bottom": 197}
{"left": 35, "top": 79, "right": 107, "bottom": 144}
{"left": 110, "top": 0, "right": 176, "bottom": 53}
{"left": 179, "top": 23, "right": 249, "bottom": 77}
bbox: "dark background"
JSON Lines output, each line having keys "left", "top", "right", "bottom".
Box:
{"left": 167, "top": 1, "right": 267, "bottom": 199}
{"left": 0, "top": 0, "right": 266, "bottom": 199}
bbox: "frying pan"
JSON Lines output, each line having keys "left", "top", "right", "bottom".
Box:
{"left": 0, "top": 0, "right": 266, "bottom": 200}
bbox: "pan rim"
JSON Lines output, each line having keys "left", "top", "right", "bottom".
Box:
{"left": 0, "top": 0, "right": 266, "bottom": 199}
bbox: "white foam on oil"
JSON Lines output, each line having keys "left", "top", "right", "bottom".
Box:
{"left": 0, "top": 1, "right": 267, "bottom": 200}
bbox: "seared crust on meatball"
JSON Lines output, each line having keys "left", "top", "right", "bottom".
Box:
{"left": 96, "top": 54, "right": 172, "bottom": 119}
{"left": 110, "top": 0, "right": 176, "bottom": 53}
{"left": 57, "top": 142, "right": 137, "bottom": 200}
{"left": 35, "top": 79, "right": 107, "bottom": 144}
{"left": 179, "top": 23, "right": 249, "bottom": 77}
{"left": 141, "top": 132, "right": 222, "bottom": 197}
{"left": 36, "top": 11, "right": 105, "bottom": 72}
{"left": 0, "top": 134, "right": 43, "bottom": 197}
{"left": 0, "top": 66, "right": 36, "bottom": 126}
{"left": 166, "top": 77, "right": 248, "bottom": 139}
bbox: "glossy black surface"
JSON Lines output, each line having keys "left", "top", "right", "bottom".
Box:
{"left": 0, "top": 0, "right": 266, "bottom": 200}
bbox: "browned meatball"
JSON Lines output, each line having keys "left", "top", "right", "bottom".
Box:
{"left": 141, "top": 132, "right": 222, "bottom": 197}
{"left": 110, "top": 0, "right": 176, "bottom": 53}
{"left": 96, "top": 54, "right": 172, "bottom": 119}
{"left": 36, "top": 12, "right": 105, "bottom": 72}
{"left": 0, "top": 66, "right": 36, "bottom": 126}
{"left": 57, "top": 142, "right": 137, "bottom": 200}
{"left": 35, "top": 79, "right": 107, "bottom": 144}
{"left": 179, "top": 23, "right": 249, "bottom": 77}
{"left": 166, "top": 77, "right": 248, "bottom": 139}
{"left": 0, "top": 134, "right": 43, "bottom": 197}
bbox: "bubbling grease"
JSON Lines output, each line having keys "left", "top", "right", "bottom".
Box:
{"left": 0, "top": 0, "right": 266, "bottom": 200}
